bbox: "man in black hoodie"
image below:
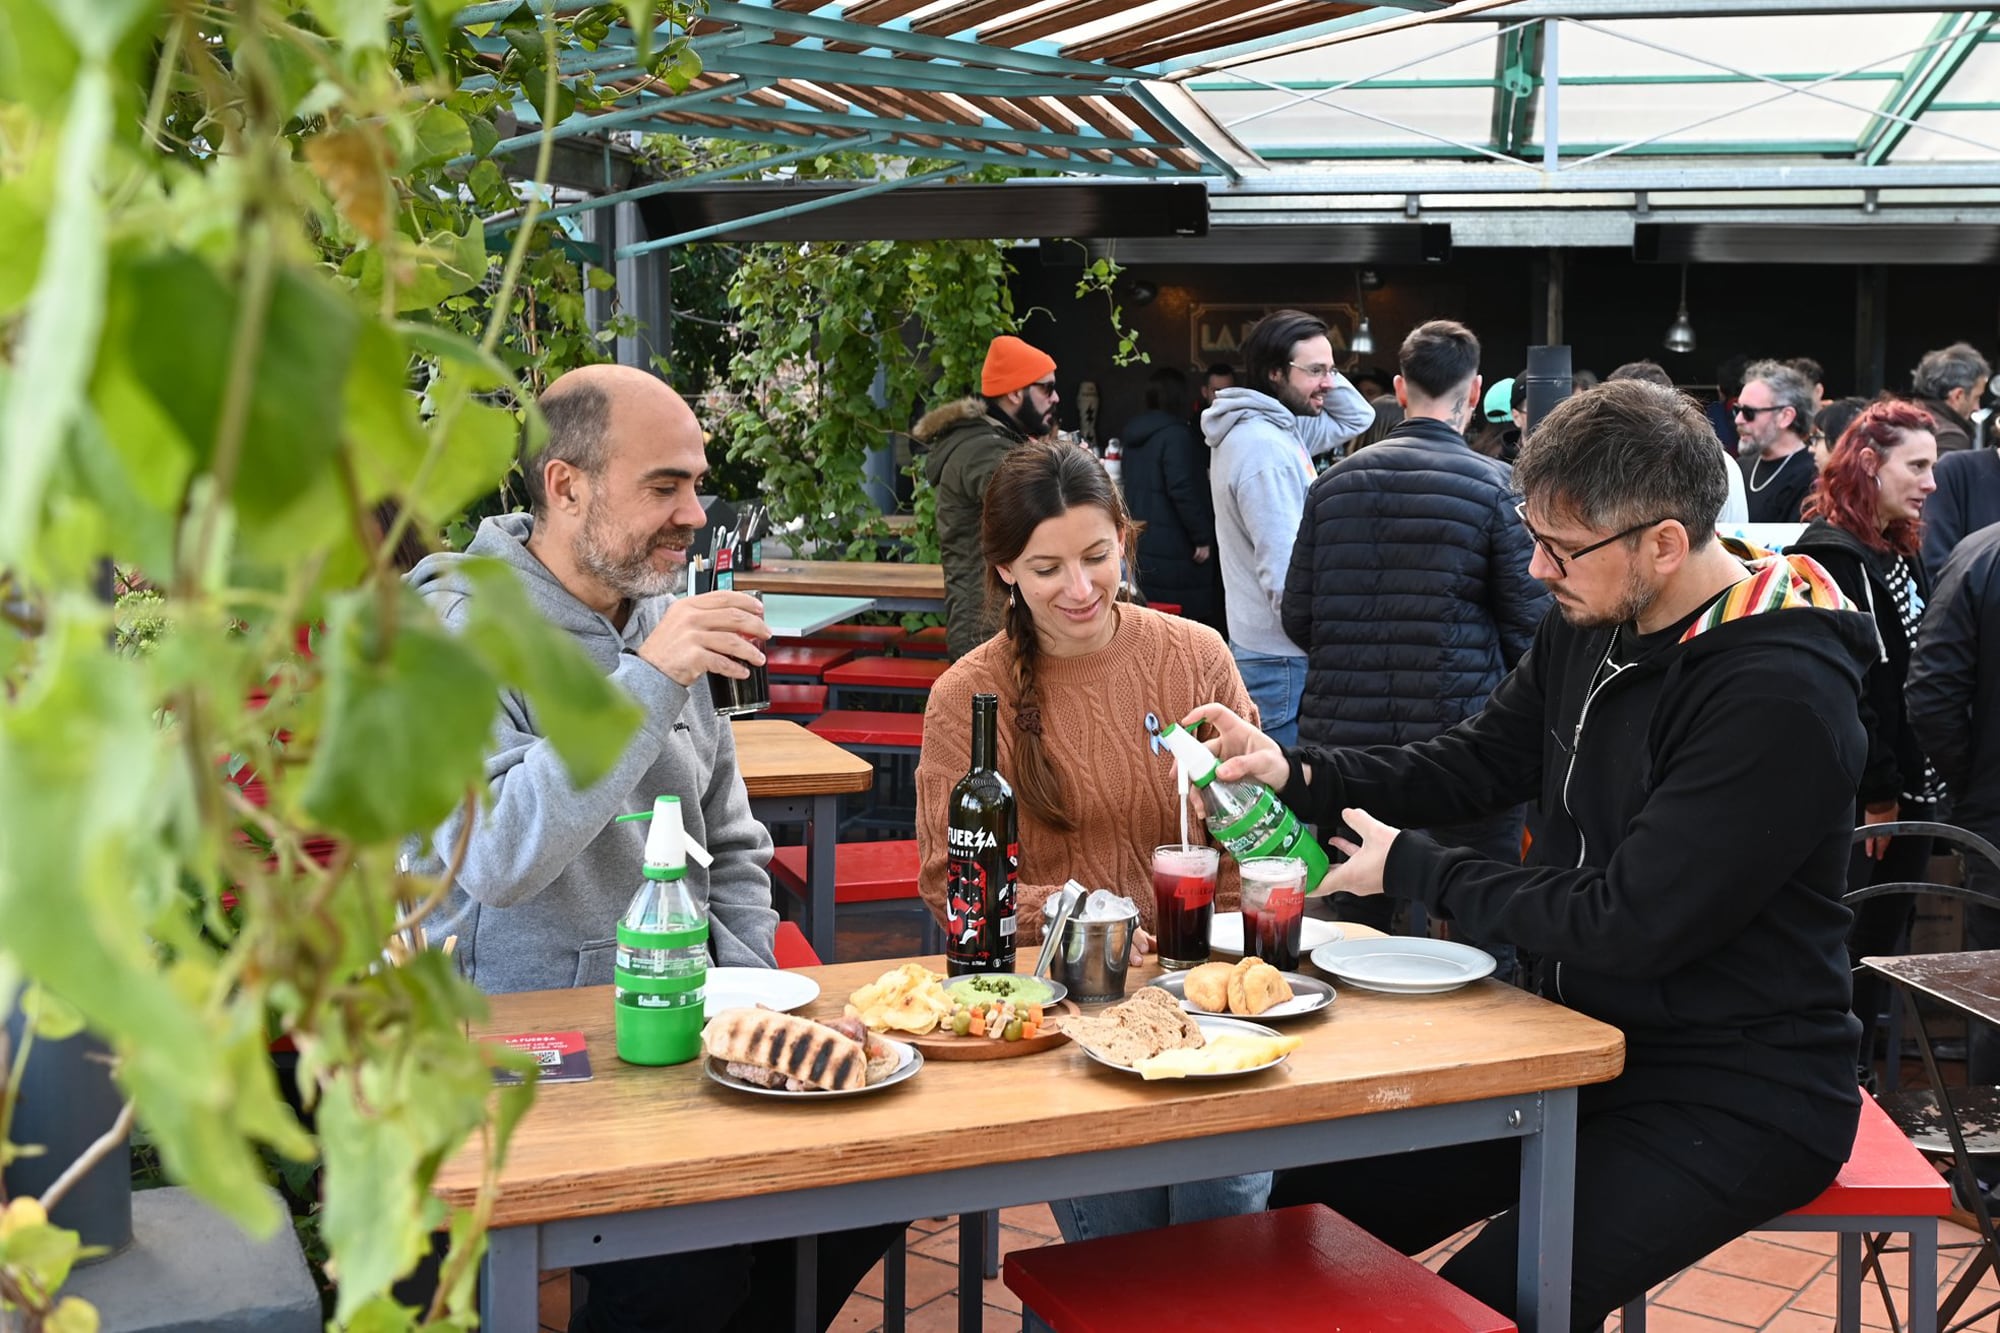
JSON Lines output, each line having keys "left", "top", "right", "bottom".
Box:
{"left": 1191, "top": 380, "right": 1874, "bottom": 1329}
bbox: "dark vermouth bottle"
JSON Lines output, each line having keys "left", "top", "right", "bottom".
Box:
{"left": 945, "top": 693, "right": 1018, "bottom": 976}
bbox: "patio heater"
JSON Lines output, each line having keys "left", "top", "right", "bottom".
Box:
{"left": 1662, "top": 265, "right": 1696, "bottom": 354}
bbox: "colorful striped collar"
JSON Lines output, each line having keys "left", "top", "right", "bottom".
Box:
{"left": 1680, "top": 541, "right": 1858, "bottom": 643}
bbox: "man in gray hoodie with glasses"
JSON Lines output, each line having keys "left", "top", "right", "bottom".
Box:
{"left": 1203, "top": 308, "right": 1373, "bottom": 744}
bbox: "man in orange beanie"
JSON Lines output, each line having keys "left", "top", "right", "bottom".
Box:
{"left": 920, "top": 334, "right": 1063, "bottom": 659}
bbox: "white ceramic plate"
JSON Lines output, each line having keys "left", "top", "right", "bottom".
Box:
{"left": 703, "top": 1036, "right": 922, "bottom": 1098}
{"left": 1309, "top": 938, "right": 1496, "bottom": 994}
{"left": 702, "top": 967, "right": 820, "bottom": 1018}
{"left": 1209, "top": 913, "right": 1343, "bottom": 956}
{"left": 1146, "top": 971, "right": 1335, "bottom": 1022}
{"left": 1074, "top": 1014, "right": 1292, "bottom": 1080}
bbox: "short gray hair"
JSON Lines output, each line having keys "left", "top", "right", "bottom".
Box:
{"left": 1514, "top": 379, "right": 1727, "bottom": 546}
{"left": 1741, "top": 360, "right": 1815, "bottom": 438}
{"left": 524, "top": 382, "right": 612, "bottom": 517}
{"left": 1912, "top": 342, "right": 1991, "bottom": 400}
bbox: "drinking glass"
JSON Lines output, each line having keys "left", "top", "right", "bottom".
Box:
{"left": 708, "top": 591, "right": 770, "bottom": 717}
{"left": 1239, "top": 856, "right": 1308, "bottom": 971}
{"left": 1152, "top": 844, "right": 1219, "bottom": 970}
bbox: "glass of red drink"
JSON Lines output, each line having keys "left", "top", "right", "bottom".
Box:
{"left": 1151, "top": 844, "right": 1219, "bottom": 970}
{"left": 1240, "top": 856, "right": 1308, "bottom": 972}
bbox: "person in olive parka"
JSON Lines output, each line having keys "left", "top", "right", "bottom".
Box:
{"left": 919, "top": 335, "right": 1061, "bottom": 660}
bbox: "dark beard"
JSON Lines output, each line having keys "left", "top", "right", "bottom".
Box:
{"left": 1009, "top": 398, "right": 1053, "bottom": 438}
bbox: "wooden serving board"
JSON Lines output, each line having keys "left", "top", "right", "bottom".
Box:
{"left": 906, "top": 999, "right": 1080, "bottom": 1061}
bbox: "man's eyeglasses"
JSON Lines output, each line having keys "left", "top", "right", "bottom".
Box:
{"left": 1290, "top": 362, "right": 1336, "bottom": 381}
{"left": 1513, "top": 503, "right": 1669, "bottom": 578}
{"left": 1030, "top": 380, "right": 1059, "bottom": 396}
{"left": 1732, "top": 403, "right": 1785, "bottom": 420}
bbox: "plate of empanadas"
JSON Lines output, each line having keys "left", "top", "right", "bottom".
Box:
{"left": 1150, "top": 957, "right": 1334, "bottom": 1022}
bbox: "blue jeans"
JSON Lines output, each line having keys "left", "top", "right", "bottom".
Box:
{"left": 1230, "top": 648, "right": 1305, "bottom": 748}
{"left": 1049, "top": 1173, "right": 1272, "bottom": 1244}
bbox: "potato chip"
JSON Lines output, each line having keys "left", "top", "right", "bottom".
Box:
{"left": 845, "top": 963, "right": 954, "bottom": 1035}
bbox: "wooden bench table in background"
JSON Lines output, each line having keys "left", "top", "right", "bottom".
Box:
{"left": 446, "top": 953, "right": 1624, "bottom": 1333}
{"left": 731, "top": 719, "right": 873, "bottom": 962}
{"left": 739, "top": 559, "right": 946, "bottom": 614}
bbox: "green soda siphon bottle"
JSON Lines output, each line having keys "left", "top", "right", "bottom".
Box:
{"left": 1156, "top": 723, "right": 1332, "bottom": 888}
{"left": 613, "top": 795, "right": 710, "bottom": 1066}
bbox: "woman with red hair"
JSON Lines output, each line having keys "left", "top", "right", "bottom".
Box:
{"left": 1788, "top": 400, "right": 1940, "bottom": 1082}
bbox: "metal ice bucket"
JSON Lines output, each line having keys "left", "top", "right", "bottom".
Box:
{"left": 1041, "top": 896, "right": 1137, "bottom": 1002}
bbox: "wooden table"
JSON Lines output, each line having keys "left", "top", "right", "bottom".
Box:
{"left": 444, "top": 955, "right": 1624, "bottom": 1333}
{"left": 732, "top": 719, "right": 873, "bottom": 962}
{"left": 739, "top": 559, "right": 945, "bottom": 613}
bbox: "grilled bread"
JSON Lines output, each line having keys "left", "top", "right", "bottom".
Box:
{"left": 703, "top": 1008, "right": 868, "bottom": 1092}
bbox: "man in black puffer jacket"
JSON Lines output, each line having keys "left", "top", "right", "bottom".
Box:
{"left": 1120, "top": 365, "right": 1224, "bottom": 632}
{"left": 1282, "top": 320, "right": 1549, "bottom": 941}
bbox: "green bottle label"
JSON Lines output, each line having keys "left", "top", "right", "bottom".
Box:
{"left": 613, "top": 969, "right": 707, "bottom": 1066}
{"left": 1211, "top": 789, "right": 1332, "bottom": 888}
{"left": 618, "top": 920, "right": 708, "bottom": 951}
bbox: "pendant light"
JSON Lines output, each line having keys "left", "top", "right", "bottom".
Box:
{"left": 1662, "top": 264, "right": 1696, "bottom": 354}
{"left": 1349, "top": 271, "right": 1376, "bottom": 357}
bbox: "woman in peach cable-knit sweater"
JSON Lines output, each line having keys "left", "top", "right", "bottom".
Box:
{"left": 915, "top": 439, "right": 1267, "bottom": 1245}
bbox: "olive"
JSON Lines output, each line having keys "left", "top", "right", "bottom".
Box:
{"left": 1003, "top": 1019, "right": 1024, "bottom": 1042}
{"left": 952, "top": 1010, "right": 972, "bottom": 1036}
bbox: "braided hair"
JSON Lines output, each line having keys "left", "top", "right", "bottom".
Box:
{"left": 978, "top": 440, "right": 1134, "bottom": 831}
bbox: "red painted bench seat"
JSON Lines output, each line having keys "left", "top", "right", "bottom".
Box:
{"left": 807, "top": 710, "right": 924, "bottom": 749}
{"left": 802, "top": 624, "right": 907, "bottom": 650}
{"left": 765, "top": 644, "right": 856, "bottom": 680}
{"left": 767, "top": 683, "right": 826, "bottom": 718}
{"left": 900, "top": 626, "right": 948, "bottom": 658}
{"left": 1004, "top": 1204, "right": 1515, "bottom": 1333}
{"left": 824, "top": 657, "right": 949, "bottom": 691}
{"left": 1792, "top": 1091, "right": 1951, "bottom": 1218}
{"left": 770, "top": 840, "right": 920, "bottom": 906}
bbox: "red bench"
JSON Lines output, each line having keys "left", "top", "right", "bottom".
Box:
{"left": 1004, "top": 1204, "right": 1515, "bottom": 1332}
{"left": 1622, "top": 1091, "right": 1950, "bottom": 1333}
{"left": 800, "top": 623, "right": 908, "bottom": 652}
{"left": 764, "top": 644, "right": 855, "bottom": 682}
{"left": 766, "top": 682, "right": 826, "bottom": 719}
{"left": 900, "top": 625, "right": 948, "bottom": 658}
{"left": 1148, "top": 601, "right": 1183, "bottom": 616}
{"left": 807, "top": 710, "right": 924, "bottom": 750}
{"left": 824, "top": 655, "right": 948, "bottom": 710}
{"left": 770, "top": 839, "right": 920, "bottom": 906}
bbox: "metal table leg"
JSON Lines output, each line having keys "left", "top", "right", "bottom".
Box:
{"left": 480, "top": 1225, "right": 540, "bottom": 1333}
{"left": 1516, "top": 1087, "right": 1578, "bottom": 1333}
{"left": 809, "top": 792, "right": 837, "bottom": 963}
{"left": 959, "top": 1210, "right": 987, "bottom": 1333}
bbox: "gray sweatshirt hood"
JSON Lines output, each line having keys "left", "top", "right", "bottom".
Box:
{"left": 1201, "top": 386, "right": 1301, "bottom": 450}
{"left": 405, "top": 513, "right": 776, "bottom": 994}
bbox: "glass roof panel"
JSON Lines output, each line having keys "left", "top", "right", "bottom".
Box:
{"left": 1552, "top": 14, "right": 1938, "bottom": 81}
{"left": 1931, "top": 40, "right": 2000, "bottom": 103}
{"left": 1204, "top": 88, "right": 1499, "bottom": 153}
{"left": 1540, "top": 84, "right": 1874, "bottom": 151}
{"left": 1892, "top": 110, "right": 2000, "bottom": 160}
{"left": 1208, "top": 22, "right": 1509, "bottom": 87}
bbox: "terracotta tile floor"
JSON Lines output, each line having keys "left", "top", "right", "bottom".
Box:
{"left": 529, "top": 908, "right": 2000, "bottom": 1332}
{"left": 537, "top": 1206, "right": 1998, "bottom": 1332}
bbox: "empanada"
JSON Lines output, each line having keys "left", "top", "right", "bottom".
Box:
{"left": 1239, "top": 962, "right": 1294, "bottom": 1016}
{"left": 1184, "top": 963, "right": 1233, "bottom": 1012}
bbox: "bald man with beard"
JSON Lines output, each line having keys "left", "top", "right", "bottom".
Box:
{"left": 406, "top": 365, "right": 900, "bottom": 1332}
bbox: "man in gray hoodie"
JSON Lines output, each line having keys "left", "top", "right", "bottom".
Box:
{"left": 1202, "top": 309, "right": 1373, "bottom": 744}
{"left": 406, "top": 364, "right": 778, "bottom": 993}
{"left": 408, "top": 365, "right": 897, "bottom": 1331}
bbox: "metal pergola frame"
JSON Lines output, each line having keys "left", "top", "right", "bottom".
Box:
{"left": 450, "top": 0, "right": 2000, "bottom": 245}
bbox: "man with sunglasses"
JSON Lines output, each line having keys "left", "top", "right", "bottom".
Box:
{"left": 1190, "top": 379, "right": 1875, "bottom": 1328}
{"left": 1735, "top": 359, "right": 1818, "bottom": 523}
{"left": 921, "top": 335, "right": 1064, "bottom": 660}
{"left": 1202, "top": 308, "right": 1374, "bottom": 743}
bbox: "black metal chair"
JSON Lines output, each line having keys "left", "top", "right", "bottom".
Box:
{"left": 1848, "top": 819, "right": 2000, "bottom": 1332}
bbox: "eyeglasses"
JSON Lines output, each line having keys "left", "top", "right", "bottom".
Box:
{"left": 1030, "top": 380, "right": 1059, "bottom": 396}
{"left": 1514, "top": 503, "right": 1669, "bottom": 578}
{"left": 1732, "top": 403, "right": 1786, "bottom": 420}
{"left": 1290, "top": 362, "right": 1336, "bottom": 381}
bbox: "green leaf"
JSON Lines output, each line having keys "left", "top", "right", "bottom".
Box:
{"left": 626, "top": 1, "right": 656, "bottom": 65}
{"left": 412, "top": 388, "right": 518, "bottom": 524}
{"left": 318, "top": 1074, "right": 427, "bottom": 1321}
{"left": 457, "top": 560, "right": 643, "bottom": 790}
{"left": 465, "top": 112, "right": 500, "bottom": 159}
{"left": 399, "top": 322, "right": 512, "bottom": 391}
{"left": 303, "top": 0, "right": 389, "bottom": 54}
{"left": 44, "top": 1297, "right": 101, "bottom": 1333}
{"left": 0, "top": 2, "right": 78, "bottom": 110}
{"left": 23, "top": 983, "right": 84, "bottom": 1040}
{"left": 344, "top": 318, "right": 429, "bottom": 507}
{"left": 0, "top": 145, "right": 52, "bottom": 316}
{"left": 301, "top": 589, "right": 500, "bottom": 843}
{"left": 0, "top": 64, "right": 109, "bottom": 575}
{"left": 407, "top": 103, "right": 471, "bottom": 169}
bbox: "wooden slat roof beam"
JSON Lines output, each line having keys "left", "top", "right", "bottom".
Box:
{"left": 1054, "top": 95, "right": 1159, "bottom": 168}
{"left": 1016, "top": 95, "right": 1115, "bottom": 162}
{"left": 1088, "top": 4, "right": 1367, "bottom": 67}
{"left": 978, "top": 0, "right": 1143, "bottom": 49}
